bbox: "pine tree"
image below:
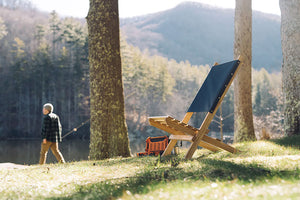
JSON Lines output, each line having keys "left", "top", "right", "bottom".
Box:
{"left": 49, "top": 11, "right": 61, "bottom": 61}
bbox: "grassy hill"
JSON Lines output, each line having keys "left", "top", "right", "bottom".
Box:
{"left": 121, "top": 2, "right": 282, "bottom": 72}
{"left": 1, "top": 135, "right": 299, "bottom": 199}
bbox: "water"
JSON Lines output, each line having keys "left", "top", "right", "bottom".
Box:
{"left": 0, "top": 140, "right": 90, "bottom": 165}
{"left": 0, "top": 139, "right": 146, "bottom": 165}
{"left": 0, "top": 132, "right": 233, "bottom": 165}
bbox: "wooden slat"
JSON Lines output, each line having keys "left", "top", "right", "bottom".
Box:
{"left": 202, "top": 135, "right": 236, "bottom": 153}
{"left": 181, "top": 112, "right": 193, "bottom": 124}
{"left": 148, "top": 116, "right": 168, "bottom": 120}
{"left": 148, "top": 116, "right": 169, "bottom": 124}
{"left": 185, "top": 126, "right": 208, "bottom": 159}
{"left": 203, "top": 129, "right": 210, "bottom": 135}
{"left": 163, "top": 135, "right": 220, "bottom": 156}
{"left": 169, "top": 135, "right": 193, "bottom": 141}
{"left": 166, "top": 117, "right": 199, "bottom": 136}
{"left": 198, "top": 141, "right": 220, "bottom": 152}
{"left": 168, "top": 135, "right": 219, "bottom": 152}
{"left": 162, "top": 139, "right": 177, "bottom": 156}
{"left": 148, "top": 118, "right": 183, "bottom": 135}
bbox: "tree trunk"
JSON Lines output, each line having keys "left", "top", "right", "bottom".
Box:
{"left": 233, "top": 0, "right": 256, "bottom": 142}
{"left": 279, "top": 0, "right": 300, "bottom": 136}
{"left": 87, "top": 0, "right": 131, "bottom": 159}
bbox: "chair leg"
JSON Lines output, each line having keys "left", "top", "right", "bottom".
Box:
{"left": 185, "top": 133, "right": 205, "bottom": 159}
{"left": 202, "top": 135, "right": 236, "bottom": 153}
{"left": 162, "top": 139, "right": 177, "bottom": 156}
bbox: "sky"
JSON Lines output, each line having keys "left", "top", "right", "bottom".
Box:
{"left": 30, "top": 0, "right": 281, "bottom": 18}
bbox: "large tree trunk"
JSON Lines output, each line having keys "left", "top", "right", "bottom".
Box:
{"left": 87, "top": 0, "right": 131, "bottom": 159}
{"left": 279, "top": 0, "right": 300, "bottom": 136}
{"left": 233, "top": 0, "right": 256, "bottom": 142}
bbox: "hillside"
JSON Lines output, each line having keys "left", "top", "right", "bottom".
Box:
{"left": 120, "top": 2, "right": 282, "bottom": 72}
{"left": 0, "top": 4, "right": 283, "bottom": 139}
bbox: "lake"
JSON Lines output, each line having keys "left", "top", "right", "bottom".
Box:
{"left": 0, "top": 132, "right": 233, "bottom": 165}
{"left": 0, "top": 139, "right": 146, "bottom": 165}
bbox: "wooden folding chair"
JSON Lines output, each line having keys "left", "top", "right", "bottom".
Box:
{"left": 149, "top": 58, "right": 241, "bottom": 159}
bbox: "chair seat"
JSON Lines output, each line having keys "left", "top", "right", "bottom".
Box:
{"left": 149, "top": 116, "right": 199, "bottom": 136}
{"left": 149, "top": 116, "right": 236, "bottom": 153}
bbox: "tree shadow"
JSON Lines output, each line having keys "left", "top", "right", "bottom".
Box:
{"left": 89, "top": 156, "right": 156, "bottom": 167}
{"left": 48, "top": 156, "right": 299, "bottom": 199}
{"left": 270, "top": 135, "right": 300, "bottom": 149}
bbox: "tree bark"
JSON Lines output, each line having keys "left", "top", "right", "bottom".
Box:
{"left": 279, "top": 0, "right": 300, "bottom": 136}
{"left": 87, "top": 0, "right": 131, "bottom": 159}
{"left": 234, "top": 0, "right": 256, "bottom": 142}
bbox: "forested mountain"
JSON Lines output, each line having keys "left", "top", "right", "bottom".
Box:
{"left": 0, "top": 5, "right": 90, "bottom": 139}
{"left": 120, "top": 2, "right": 282, "bottom": 72}
{"left": 0, "top": 2, "right": 283, "bottom": 141}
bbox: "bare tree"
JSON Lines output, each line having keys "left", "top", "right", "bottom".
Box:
{"left": 233, "top": 0, "right": 256, "bottom": 142}
{"left": 87, "top": 0, "right": 131, "bottom": 159}
{"left": 279, "top": 0, "right": 300, "bottom": 136}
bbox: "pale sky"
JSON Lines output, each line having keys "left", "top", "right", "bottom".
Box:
{"left": 30, "top": 0, "right": 281, "bottom": 18}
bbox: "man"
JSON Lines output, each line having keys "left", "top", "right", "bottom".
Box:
{"left": 39, "top": 103, "right": 65, "bottom": 164}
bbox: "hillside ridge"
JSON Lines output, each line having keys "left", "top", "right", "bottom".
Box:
{"left": 120, "top": 1, "right": 282, "bottom": 72}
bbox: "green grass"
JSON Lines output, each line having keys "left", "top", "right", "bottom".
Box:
{"left": 1, "top": 135, "right": 300, "bottom": 200}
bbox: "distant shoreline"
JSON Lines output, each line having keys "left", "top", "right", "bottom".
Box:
{"left": 0, "top": 138, "right": 40, "bottom": 141}
{"left": 0, "top": 138, "right": 88, "bottom": 141}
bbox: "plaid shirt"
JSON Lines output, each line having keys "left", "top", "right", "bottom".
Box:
{"left": 41, "top": 113, "right": 62, "bottom": 142}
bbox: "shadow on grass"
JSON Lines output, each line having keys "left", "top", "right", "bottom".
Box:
{"left": 49, "top": 156, "right": 300, "bottom": 200}
{"left": 90, "top": 156, "right": 153, "bottom": 167}
{"left": 271, "top": 135, "right": 300, "bottom": 149}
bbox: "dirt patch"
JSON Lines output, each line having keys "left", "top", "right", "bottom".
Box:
{"left": 0, "top": 163, "right": 29, "bottom": 170}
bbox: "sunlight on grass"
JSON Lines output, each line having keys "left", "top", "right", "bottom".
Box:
{"left": 119, "top": 179, "right": 300, "bottom": 200}
{"left": 236, "top": 140, "right": 300, "bottom": 156}
{"left": 0, "top": 158, "right": 149, "bottom": 199}
{"left": 0, "top": 137, "right": 299, "bottom": 199}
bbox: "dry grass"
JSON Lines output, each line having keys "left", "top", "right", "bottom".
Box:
{"left": 0, "top": 135, "right": 299, "bottom": 199}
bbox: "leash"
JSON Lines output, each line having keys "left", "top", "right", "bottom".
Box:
{"left": 61, "top": 119, "right": 90, "bottom": 139}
